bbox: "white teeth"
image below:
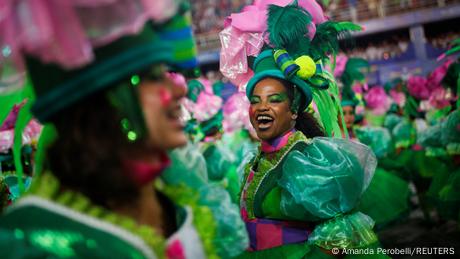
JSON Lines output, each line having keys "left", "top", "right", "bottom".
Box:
{"left": 257, "top": 115, "right": 273, "bottom": 121}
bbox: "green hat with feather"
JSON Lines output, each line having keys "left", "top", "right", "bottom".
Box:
{"left": 245, "top": 0, "right": 361, "bottom": 136}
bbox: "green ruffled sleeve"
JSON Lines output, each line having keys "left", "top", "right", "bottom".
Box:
{"left": 392, "top": 119, "right": 417, "bottom": 149}
{"left": 383, "top": 113, "right": 403, "bottom": 132}
{"left": 354, "top": 126, "right": 393, "bottom": 159}
{"left": 198, "top": 184, "right": 249, "bottom": 257}
{"left": 161, "top": 143, "right": 249, "bottom": 258}
{"left": 278, "top": 137, "right": 378, "bottom": 249}
{"left": 202, "top": 142, "right": 237, "bottom": 181}
{"left": 163, "top": 142, "right": 209, "bottom": 189}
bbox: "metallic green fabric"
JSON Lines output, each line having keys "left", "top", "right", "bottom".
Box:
{"left": 242, "top": 131, "right": 379, "bottom": 250}
{"left": 0, "top": 202, "right": 148, "bottom": 259}
{"left": 359, "top": 168, "right": 410, "bottom": 228}
{"left": 354, "top": 127, "right": 393, "bottom": 159}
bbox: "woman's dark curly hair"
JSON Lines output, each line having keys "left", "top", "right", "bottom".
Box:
{"left": 273, "top": 77, "right": 326, "bottom": 138}
{"left": 47, "top": 90, "right": 144, "bottom": 208}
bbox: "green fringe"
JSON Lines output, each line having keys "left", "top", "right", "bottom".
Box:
{"left": 26, "top": 173, "right": 167, "bottom": 258}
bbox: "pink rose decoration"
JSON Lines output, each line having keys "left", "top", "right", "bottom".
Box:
{"left": 364, "top": 86, "right": 391, "bottom": 115}
{"left": 192, "top": 92, "right": 223, "bottom": 122}
{"left": 389, "top": 89, "right": 406, "bottom": 108}
{"left": 352, "top": 82, "right": 366, "bottom": 94}
{"left": 428, "top": 87, "right": 456, "bottom": 109}
{"left": 407, "top": 76, "right": 430, "bottom": 100}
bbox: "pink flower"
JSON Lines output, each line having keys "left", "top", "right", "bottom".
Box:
{"left": 428, "top": 87, "right": 456, "bottom": 109}
{"left": 193, "top": 92, "right": 223, "bottom": 122}
{"left": 364, "top": 86, "right": 391, "bottom": 115}
{"left": 407, "top": 76, "right": 430, "bottom": 100}
{"left": 389, "top": 89, "right": 406, "bottom": 108}
{"left": 166, "top": 239, "right": 186, "bottom": 259}
{"left": 355, "top": 105, "right": 365, "bottom": 116}
{"left": 352, "top": 82, "right": 366, "bottom": 94}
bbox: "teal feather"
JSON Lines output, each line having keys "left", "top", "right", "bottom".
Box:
{"left": 267, "top": 2, "right": 313, "bottom": 58}
{"left": 341, "top": 58, "right": 369, "bottom": 89}
{"left": 310, "top": 21, "right": 362, "bottom": 61}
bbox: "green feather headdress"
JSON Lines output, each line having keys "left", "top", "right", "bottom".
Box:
{"left": 310, "top": 21, "right": 361, "bottom": 61}
{"left": 263, "top": 1, "right": 362, "bottom": 137}
{"left": 267, "top": 2, "right": 312, "bottom": 57}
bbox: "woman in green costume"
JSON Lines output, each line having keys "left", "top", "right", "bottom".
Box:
{"left": 239, "top": 65, "right": 386, "bottom": 258}
{"left": 219, "top": 1, "right": 389, "bottom": 258}
{"left": 0, "top": 0, "right": 248, "bottom": 258}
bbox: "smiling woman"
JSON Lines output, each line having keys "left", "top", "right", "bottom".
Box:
{"left": 0, "top": 1, "right": 248, "bottom": 258}
{"left": 249, "top": 77, "right": 325, "bottom": 142}
{"left": 240, "top": 62, "right": 387, "bottom": 258}
{"left": 227, "top": 1, "right": 389, "bottom": 259}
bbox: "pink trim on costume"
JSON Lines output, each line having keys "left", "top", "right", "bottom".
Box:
{"left": 261, "top": 129, "right": 295, "bottom": 153}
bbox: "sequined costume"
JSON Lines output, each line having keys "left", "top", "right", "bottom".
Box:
{"left": 0, "top": 171, "right": 248, "bottom": 258}
{"left": 238, "top": 130, "right": 388, "bottom": 258}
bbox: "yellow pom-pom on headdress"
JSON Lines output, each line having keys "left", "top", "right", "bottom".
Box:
{"left": 295, "top": 55, "right": 316, "bottom": 80}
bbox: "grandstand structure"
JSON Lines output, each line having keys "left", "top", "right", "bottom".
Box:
{"left": 192, "top": 0, "right": 460, "bottom": 84}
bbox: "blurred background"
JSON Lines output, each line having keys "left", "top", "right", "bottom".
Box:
{"left": 191, "top": 0, "right": 460, "bottom": 85}
{"left": 188, "top": 1, "right": 460, "bottom": 257}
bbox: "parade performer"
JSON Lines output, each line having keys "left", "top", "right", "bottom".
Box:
{"left": 332, "top": 58, "right": 411, "bottom": 229}
{"left": 220, "top": 1, "right": 387, "bottom": 258}
{"left": 0, "top": 1, "right": 248, "bottom": 258}
{"left": 334, "top": 55, "right": 370, "bottom": 138}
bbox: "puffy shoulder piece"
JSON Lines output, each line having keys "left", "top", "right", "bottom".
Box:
{"left": 279, "top": 137, "right": 376, "bottom": 218}
{"left": 162, "top": 142, "right": 209, "bottom": 189}
{"left": 278, "top": 137, "right": 378, "bottom": 249}
{"left": 355, "top": 126, "right": 392, "bottom": 159}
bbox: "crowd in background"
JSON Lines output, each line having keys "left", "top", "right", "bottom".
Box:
{"left": 344, "top": 36, "right": 411, "bottom": 61}
{"left": 323, "top": 0, "right": 457, "bottom": 21}
{"left": 190, "top": 0, "right": 458, "bottom": 36}
{"left": 428, "top": 31, "right": 460, "bottom": 50}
